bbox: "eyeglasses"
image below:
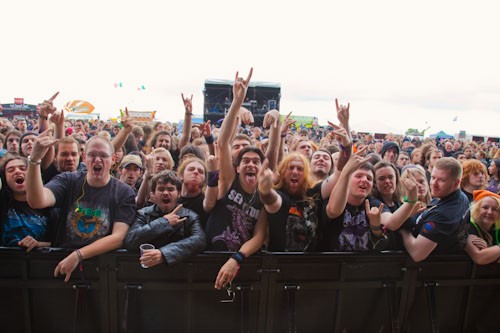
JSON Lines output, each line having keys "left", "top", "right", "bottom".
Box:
{"left": 220, "top": 282, "right": 236, "bottom": 303}
{"left": 86, "top": 152, "right": 111, "bottom": 160}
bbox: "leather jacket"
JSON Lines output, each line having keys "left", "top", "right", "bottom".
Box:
{"left": 124, "top": 205, "right": 206, "bottom": 265}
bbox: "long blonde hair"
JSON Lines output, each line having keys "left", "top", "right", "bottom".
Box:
{"left": 471, "top": 195, "right": 500, "bottom": 230}
{"left": 401, "top": 164, "right": 432, "bottom": 205}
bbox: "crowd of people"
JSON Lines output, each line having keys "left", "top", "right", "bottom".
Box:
{"left": 1, "top": 69, "right": 500, "bottom": 288}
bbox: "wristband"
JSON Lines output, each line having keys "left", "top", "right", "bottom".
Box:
{"left": 185, "top": 112, "right": 193, "bottom": 116}
{"left": 39, "top": 115, "right": 48, "bottom": 120}
{"left": 75, "top": 249, "right": 83, "bottom": 263}
{"left": 403, "top": 195, "right": 417, "bottom": 204}
{"left": 231, "top": 251, "right": 245, "bottom": 264}
{"left": 204, "top": 134, "right": 214, "bottom": 144}
{"left": 207, "top": 170, "right": 219, "bottom": 187}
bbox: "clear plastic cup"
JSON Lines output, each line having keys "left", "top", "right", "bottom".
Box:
{"left": 139, "top": 243, "right": 155, "bottom": 268}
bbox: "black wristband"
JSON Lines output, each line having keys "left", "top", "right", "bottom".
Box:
{"left": 205, "top": 134, "right": 214, "bottom": 144}
{"left": 231, "top": 251, "right": 245, "bottom": 264}
{"left": 207, "top": 170, "right": 219, "bottom": 187}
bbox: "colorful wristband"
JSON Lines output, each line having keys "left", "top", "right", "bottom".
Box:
{"left": 403, "top": 195, "right": 417, "bottom": 204}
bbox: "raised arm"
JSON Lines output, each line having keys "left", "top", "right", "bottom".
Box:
{"left": 258, "top": 159, "right": 281, "bottom": 213}
{"left": 26, "top": 128, "right": 58, "bottom": 209}
{"left": 321, "top": 123, "right": 352, "bottom": 199}
{"left": 203, "top": 153, "right": 219, "bottom": 212}
{"left": 136, "top": 151, "right": 154, "bottom": 208}
{"left": 218, "top": 68, "right": 253, "bottom": 197}
{"left": 278, "top": 112, "right": 295, "bottom": 165}
{"left": 335, "top": 98, "right": 351, "bottom": 135}
{"left": 38, "top": 93, "right": 60, "bottom": 170}
{"left": 263, "top": 110, "right": 281, "bottom": 171}
{"left": 326, "top": 154, "right": 371, "bottom": 219}
{"left": 38, "top": 92, "right": 58, "bottom": 133}
{"left": 380, "top": 172, "right": 419, "bottom": 231}
{"left": 111, "top": 107, "right": 134, "bottom": 153}
{"left": 178, "top": 93, "right": 194, "bottom": 150}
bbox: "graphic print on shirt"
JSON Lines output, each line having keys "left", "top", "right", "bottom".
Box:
{"left": 68, "top": 202, "right": 111, "bottom": 242}
{"left": 286, "top": 204, "right": 316, "bottom": 251}
{"left": 211, "top": 204, "right": 253, "bottom": 251}
{"left": 338, "top": 209, "right": 369, "bottom": 251}
{"left": 2, "top": 208, "right": 48, "bottom": 246}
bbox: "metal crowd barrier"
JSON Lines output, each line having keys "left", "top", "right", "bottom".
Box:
{"left": 1, "top": 247, "right": 499, "bottom": 333}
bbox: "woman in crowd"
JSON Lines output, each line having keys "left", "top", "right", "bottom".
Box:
{"left": 464, "top": 190, "right": 500, "bottom": 264}
{"left": 400, "top": 164, "right": 432, "bottom": 210}
{"left": 372, "top": 161, "right": 403, "bottom": 213}
{"left": 486, "top": 159, "right": 500, "bottom": 194}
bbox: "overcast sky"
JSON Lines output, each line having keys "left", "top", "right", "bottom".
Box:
{"left": 2, "top": 0, "right": 499, "bottom": 136}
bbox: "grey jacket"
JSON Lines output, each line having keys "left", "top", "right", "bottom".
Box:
{"left": 124, "top": 205, "right": 206, "bottom": 265}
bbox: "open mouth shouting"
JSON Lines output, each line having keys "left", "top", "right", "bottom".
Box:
{"left": 14, "top": 174, "right": 25, "bottom": 185}
{"left": 92, "top": 164, "right": 104, "bottom": 177}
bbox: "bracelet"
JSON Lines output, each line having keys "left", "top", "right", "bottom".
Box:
{"left": 280, "top": 133, "right": 287, "bottom": 138}
{"left": 207, "top": 170, "right": 219, "bottom": 187}
{"left": 28, "top": 156, "right": 41, "bottom": 165}
{"left": 75, "top": 249, "right": 83, "bottom": 263}
{"left": 185, "top": 112, "right": 193, "bottom": 116}
{"left": 369, "top": 224, "right": 384, "bottom": 231}
{"left": 39, "top": 115, "right": 48, "bottom": 120}
{"left": 403, "top": 195, "right": 417, "bottom": 204}
{"left": 231, "top": 251, "right": 245, "bottom": 264}
{"left": 204, "top": 134, "right": 214, "bottom": 144}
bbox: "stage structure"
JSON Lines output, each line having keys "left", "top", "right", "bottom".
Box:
{"left": 1, "top": 98, "right": 39, "bottom": 119}
{"left": 203, "top": 79, "right": 281, "bottom": 127}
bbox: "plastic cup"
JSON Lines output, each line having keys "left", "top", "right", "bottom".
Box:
{"left": 139, "top": 243, "right": 155, "bottom": 268}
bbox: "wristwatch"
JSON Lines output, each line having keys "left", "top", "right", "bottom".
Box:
{"left": 28, "top": 156, "right": 42, "bottom": 165}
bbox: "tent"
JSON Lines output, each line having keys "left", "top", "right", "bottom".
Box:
{"left": 429, "top": 130, "right": 454, "bottom": 139}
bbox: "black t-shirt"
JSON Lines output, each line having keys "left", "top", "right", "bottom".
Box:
{"left": 42, "top": 162, "right": 87, "bottom": 184}
{"left": 178, "top": 193, "right": 208, "bottom": 229}
{"left": 45, "top": 171, "right": 136, "bottom": 247}
{"left": 323, "top": 196, "right": 390, "bottom": 251}
{"left": 374, "top": 195, "right": 405, "bottom": 251}
{"left": 461, "top": 189, "right": 474, "bottom": 204}
{"left": 267, "top": 190, "right": 318, "bottom": 252}
{"left": 205, "top": 176, "right": 263, "bottom": 251}
{"left": 412, "top": 189, "right": 469, "bottom": 253}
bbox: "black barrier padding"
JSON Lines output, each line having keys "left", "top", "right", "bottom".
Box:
{"left": 1, "top": 249, "right": 500, "bottom": 333}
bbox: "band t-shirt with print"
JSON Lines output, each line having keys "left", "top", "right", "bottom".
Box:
{"left": 323, "top": 196, "right": 390, "bottom": 251}
{"left": 205, "top": 177, "right": 262, "bottom": 251}
{"left": 267, "top": 190, "right": 318, "bottom": 252}
{"left": 45, "top": 171, "right": 136, "bottom": 248}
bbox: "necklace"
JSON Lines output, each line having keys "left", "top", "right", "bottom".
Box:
{"left": 243, "top": 190, "right": 257, "bottom": 206}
